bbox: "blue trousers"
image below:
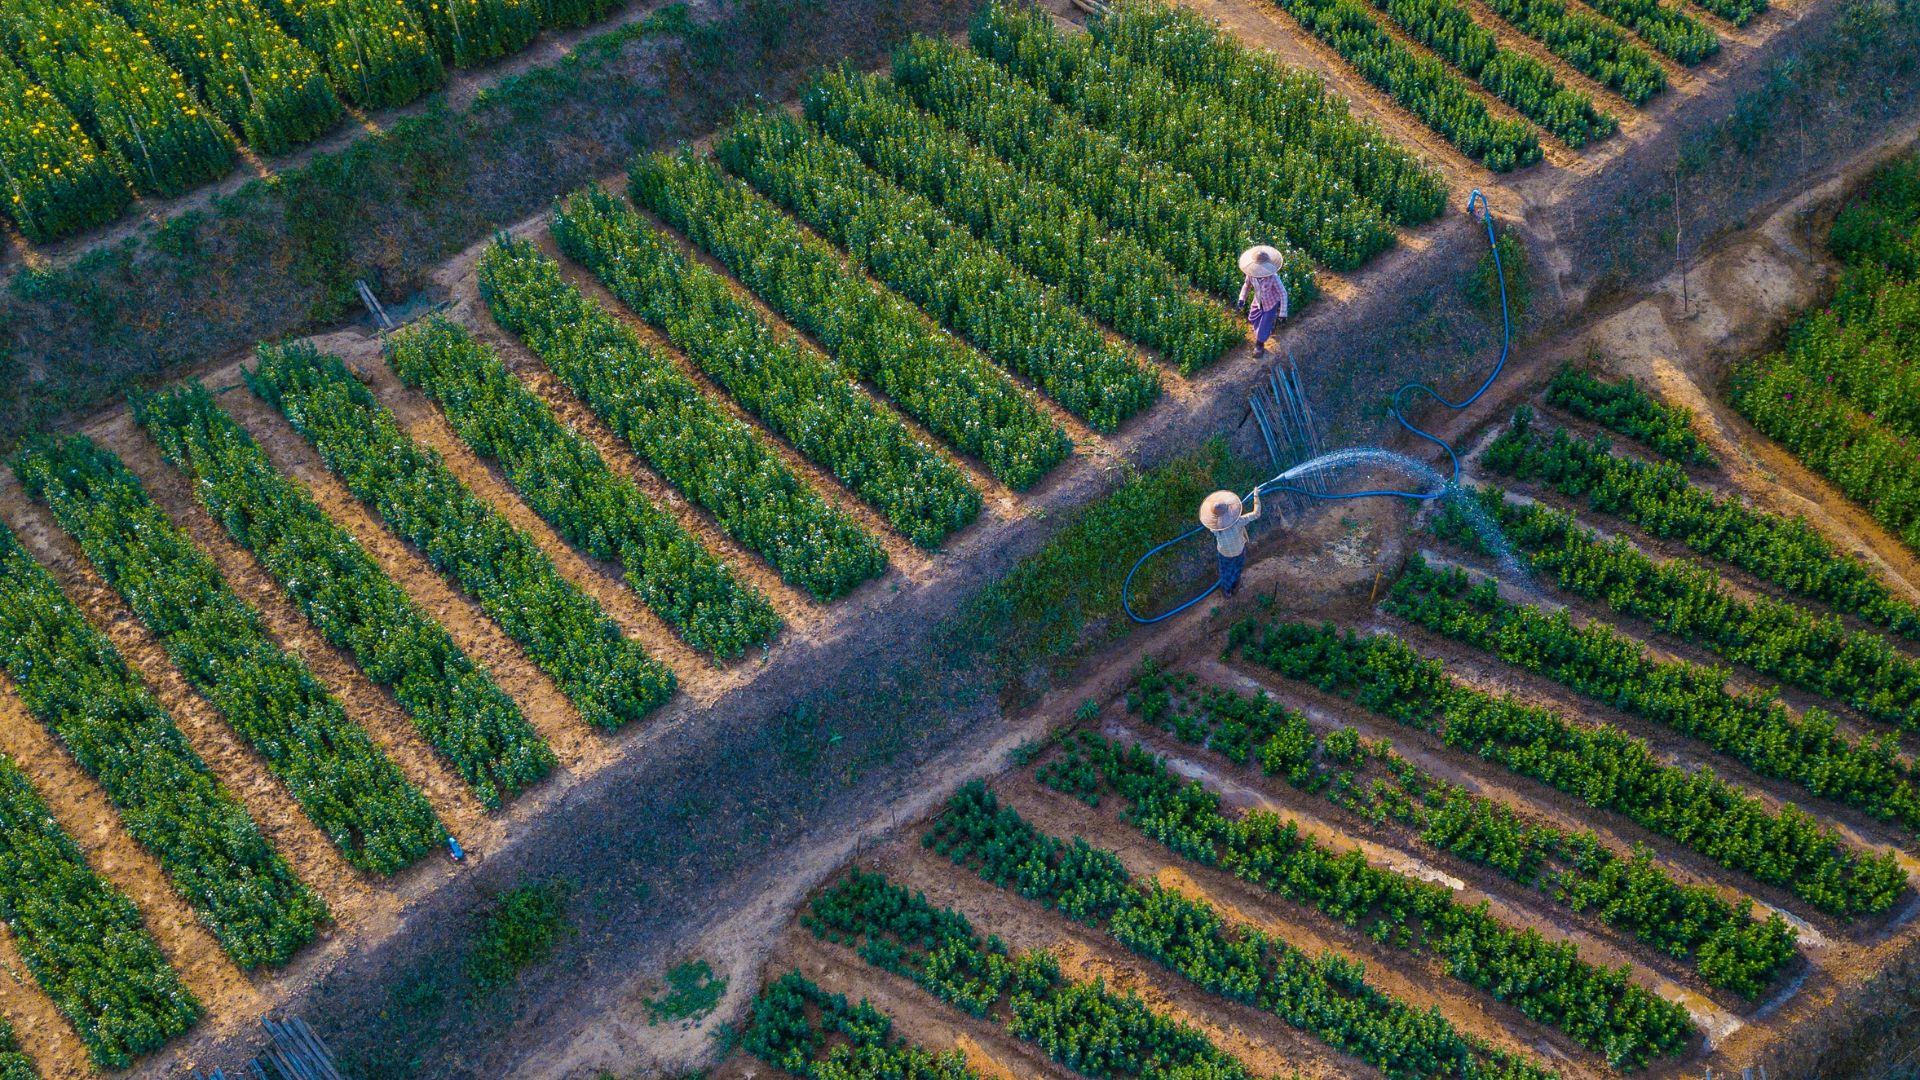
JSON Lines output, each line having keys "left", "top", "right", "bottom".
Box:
{"left": 1218, "top": 552, "right": 1246, "bottom": 594}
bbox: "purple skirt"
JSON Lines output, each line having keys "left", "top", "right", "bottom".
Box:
{"left": 1248, "top": 303, "right": 1279, "bottom": 344}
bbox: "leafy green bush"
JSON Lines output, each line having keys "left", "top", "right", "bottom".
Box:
{"left": 109, "top": 0, "right": 342, "bottom": 155}
{"left": 744, "top": 971, "right": 985, "bottom": 1079}
{"left": 802, "top": 65, "right": 1243, "bottom": 373}
{"left": 973, "top": 0, "right": 1407, "bottom": 266}
{"left": 0, "top": 1018, "right": 36, "bottom": 1080}
{"left": 0, "top": 51, "right": 128, "bottom": 241}
{"left": 1389, "top": 557, "right": 1920, "bottom": 837}
{"left": 12, "top": 434, "right": 446, "bottom": 874}
{"left": 1086, "top": 0, "right": 1447, "bottom": 226}
{"left": 0, "top": 520, "right": 325, "bottom": 968}
{"left": 1478, "top": 0, "right": 1666, "bottom": 104}
{"left": 0, "top": 0, "right": 234, "bottom": 196}
{"left": 1544, "top": 366, "right": 1713, "bottom": 464}
{"left": 1030, "top": 722, "right": 1696, "bottom": 1063}
{"left": 716, "top": 108, "right": 1161, "bottom": 433}
{"left": 552, "top": 187, "right": 980, "bottom": 547}
{"left": 387, "top": 316, "right": 780, "bottom": 659}
{"left": 1579, "top": 0, "right": 1717, "bottom": 62}
{"left": 921, "top": 789, "right": 1559, "bottom": 1080}
{"left": 0, "top": 755, "right": 201, "bottom": 1068}
{"left": 890, "top": 33, "right": 1312, "bottom": 302}
{"left": 1123, "top": 660, "right": 1797, "bottom": 996}
{"left": 1435, "top": 487, "right": 1920, "bottom": 729}
{"left": 134, "top": 381, "right": 556, "bottom": 806}
{"left": 643, "top": 959, "right": 725, "bottom": 1024}
{"left": 1483, "top": 410, "right": 1920, "bottom": 638}
{"left": 1231, "top": 618, "right": 1908, "bottom": 917}
{"left": 632, "top": 149, "right": 1070, "bottom": 491}
{"left": 465, "top": 879, "right": 572, "bottom": 993}
{"left": 254, "top": 0, "right": 443, "bottom": 109}
{"left": 405, "top": 0, "right": 539, "bottom": 66}
{"left": 477, "top": 233, "right": 890, "bottom": 600}
{"left": 247, "top": 342, "right": 676, "bottom": 728}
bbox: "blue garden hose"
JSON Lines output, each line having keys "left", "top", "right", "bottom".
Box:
{"left": 1121, "top": 189, "right": 1511, "bottom": 624}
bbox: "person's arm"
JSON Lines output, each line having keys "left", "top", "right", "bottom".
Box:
{"left": 1276, "top": 280, "right": 1289, "bottom": 319}
{"left": 1238, "top": 276, "right": 1250, "bottom": 305}
{"left": 1243, "top": 492, "right": 1262, "bottom": 522}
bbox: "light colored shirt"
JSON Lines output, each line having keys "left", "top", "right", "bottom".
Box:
{"left": 1238, "top": 274, "right": 1289, "bottom": 318}
{"left": 1207, "top": 495, "right": 1261, "bottom": 556}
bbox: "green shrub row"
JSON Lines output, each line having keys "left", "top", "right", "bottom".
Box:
{"left": 109, "top": 0, "right": 342, "bottom": 156}
{"left": 240, "top": 0, "right": 441, "bottom": 109}
{"left": 552, "top": 187, "right": 980, "bottom": 547}
{"left": 744, "top": 971, "right": 986, "bottom": 1080}
{"left": 1085, "top": 0, "right": 1448, "bottom": 226}
{"left": 1120, "top": 662, "right": 1797, "bottom": 996}
{"left": 1543, "top": 366, "right": 1713, "bottom": 465}
{"left": 1364, "top": 0, "right": 1616, "bottom": 147}
{"left": 1483, "top": 409, "right": 1920, "bottom": 639}
{"left": 922, "top": 785, "right": 1559, "bottom": 1080}
{"left": 134, "top": 381, "right": 556, "bottom": 806}
{"left": 806, "top": 868, "right": 1260, "bottom": 1080}
{"left": 247, "top": 342, "right": 676, "bottom": 728}
{"left": 0, "top": 753, "right": 200, "bottom": 1069}
{"left": 476, "top": 233, "right": 889, "bottom": 600}
{"left": 386, "top": 316, "right": 780, "bottom": 659}
{"left": 803, "top": 66, "right": 1243, "bottom": 373}
{"left": 1030, "top": 727, "right": 1694, "bottom": 1066}
{"left": 1230, "top": 619, "right": 1907, "bottom": 917}
{"left": 1579, "top": 0, "right": 1717, "bottom": 62}
{"left": 1477, "top": 0, "right": 1665, "bottom": 105}
{"left": 971, "top": 0, "right": 1404, "bottom": 269}
{"left": 404, "top": 0, "right": 537, "bottom": 67}
{"left": 889, "top": 33, "right": 1311, "bottom": 303}
{"left": 630, "top": 149, "right": 1070, "bottom": 490}
{"left": 1434, "top": 489, "right": 1920, "bottom": 729}
{"left": 0, "top": 51, "right": 129, "bottom": 241}
{"left": 1388, "top": 557, "right": 1920, "bottom": 836}
{"left": 0, "top": 520, "right": 325, "bottom": 968}
{"left": 12, "top": 434, "right": 446, "bottom": 874}
{"left": 0, "top": 0, "right": 234, "bottom": 196}
{"left": 0, "top": 1019, "right": 34, "bottom": 1079}
{"left": 716, "top": 109, "right": 1160, "bottom": 433}
{"left": 1256, "top": 0, "right": 1543, "bottom": 169}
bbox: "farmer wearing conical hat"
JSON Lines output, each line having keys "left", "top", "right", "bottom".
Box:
{"left": 1238, "top": 246, "right": 1289, "bottom": 355}
{"left": 1200, "top": 488, "right": 1261, "bottom": 598}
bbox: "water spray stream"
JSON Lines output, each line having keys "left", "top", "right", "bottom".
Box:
{"left": 1122, "top": 190, "right": 1528, "bottom": 624}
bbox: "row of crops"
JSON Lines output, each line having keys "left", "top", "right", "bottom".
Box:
{"left": 0, "top": 4, "right": 1455, "bottom": 1070}
{"left": 0, "top": 0, "right": 625, "bottom": 242}
{"left": 733, "top": 362, "right": 1920, "bottom": 1079}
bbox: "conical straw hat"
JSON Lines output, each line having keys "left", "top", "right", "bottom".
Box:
{"left": 1200, "top": 490, "right": 1243, "bottom": 530}
{"left": 1239, "top": 245, "right": 1284, "bottom": 277}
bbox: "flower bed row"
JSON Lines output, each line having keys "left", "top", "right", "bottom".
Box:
{"left": 1434, "top": 488, "right": 1920, "bottom": 730}
{"left": 924, "top": 784, "right": 1559, "bottom": 1080}
{"left": 0, "top": 51, "right": 128, "bottom": 241}
{"left": 1579, "top": 0, "right": 1717, "bottom": 63}
{"left": 552, "top": 188, "right": 980, "bottom": 548}
{"left": 806, "top": 868, "right": 1261, "bottom": 1080}
{"left": 1087, "top": 0, "right": 1448, "bottom": 226}
{"left": 1479, "top": 0, "right": 1665, "bottom": 105}
{"left": 387, "top": 316, "right": 781, "bottom": 659}
{"left": 1120, "top": 661, "right": 1797, "bottom": 996}
{"left": 477, "top": 233, "right": 890, "bottom": 600}
{"left": 1257, "top": 0, "right": 1543, "bottom": 169}
{"left": 1543, "top": 366, "right": 1713, "bottom": 465}
{"left": 1483, "top": 409, "right": 1920, "bottom": 639}
{"left": 631, "top": 149, "right": 1070, "bottom": 490}
{"left": 1364, "top": 0, "right": 1616, "bottom": 147}
{"left": 1230, "top": 618, "right": 1907, "bottom": 918}
{"left": 0, "top": 0, "right": 234, "bottom": 197}
{"left": 716, "top": 109, "right": 1160, "bottom": 433}
{"left": 889, "top": 33, "right": 1311, "bottom": 303}
{"left": 803, "top": 66, "right": 1243, "bottom": 373}
{"left": 1388, "top": 557, "right": 1920, "bottom": 837}
{"left": 135, "top": 381, "right": 556, "bottom": 806}
{"left": 972, "top": 0, "right": 1406, "bottom": 267}
{"left": 743, "top": 971, "right": 988, "bottom": 1080}
{"left": 12, "top": 434, "right": 445, "bottom": 874}
{"left": 0, "top": 493, "right": 326, "bottom": 972}
{"left": 1030, "top": 724, "right": 1695, "bottom": 1066}
{"left": 248, "top": 342, "right": 677, "bottom": 728}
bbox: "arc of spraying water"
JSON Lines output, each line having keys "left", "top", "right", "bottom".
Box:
{"left": 1121, "top": 189, "right": 1511, "bottom": 625}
